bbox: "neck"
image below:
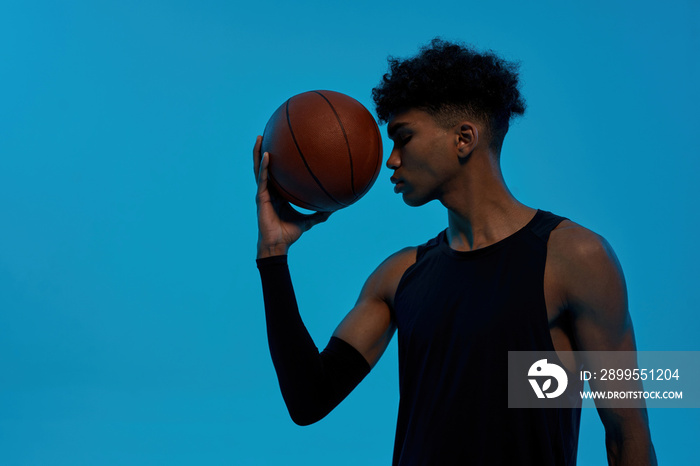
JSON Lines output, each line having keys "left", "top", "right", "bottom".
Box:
{"left": 440, "top": 149, "right": 536, "bottom": 252}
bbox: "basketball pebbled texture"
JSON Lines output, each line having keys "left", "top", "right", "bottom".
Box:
{"left": 261, "top": 90, "right": 383, "bottom": 212}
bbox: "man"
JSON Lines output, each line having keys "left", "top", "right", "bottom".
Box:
{"left": 254, "top": 39, "right": 656, "bottom": 465}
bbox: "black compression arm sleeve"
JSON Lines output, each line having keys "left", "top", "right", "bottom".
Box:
{"left": 256, "top": 255, "right": 371, "bottom": 426}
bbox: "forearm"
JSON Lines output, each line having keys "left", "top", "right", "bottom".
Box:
{"left": 256, "top": 255, "right": 370, "bottom": 425}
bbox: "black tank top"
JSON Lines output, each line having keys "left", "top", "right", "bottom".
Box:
{"left": 391, "top": 210, "right": 581, "bottom": 465}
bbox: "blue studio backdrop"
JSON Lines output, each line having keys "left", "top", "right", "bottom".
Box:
{"left": 1, "top": 1, "right": 698, "bottom": 464}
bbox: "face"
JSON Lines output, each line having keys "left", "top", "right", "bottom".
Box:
{"left": 386, "top": 109, "right": 459, "bottom": 207}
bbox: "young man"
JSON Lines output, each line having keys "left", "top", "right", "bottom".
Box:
{"left": 254, "top": 39, "right": 656, "bottom": 465}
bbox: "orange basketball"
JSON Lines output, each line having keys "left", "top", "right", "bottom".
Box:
{"left": 261, "top": 90, "right": 383, "bottom": 212}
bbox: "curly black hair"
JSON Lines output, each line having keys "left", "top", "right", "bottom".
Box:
{"left": 372, "top": 38, "right": 526, "bottom": 150}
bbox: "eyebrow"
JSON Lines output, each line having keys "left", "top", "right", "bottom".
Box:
{"left": 387, "top": 121, "right": 409, "bottom": 139}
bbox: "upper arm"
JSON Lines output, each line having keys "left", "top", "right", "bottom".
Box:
{"left": 332, "top": 247, "right": 416, "bottom": 369}
{"left": 556, "top": 226, "right": 654, "bottom": 451}
{"left": 557, "top": 227, "right": 635, "bottom": 352}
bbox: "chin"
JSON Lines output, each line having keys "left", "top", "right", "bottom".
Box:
{"left": 402, "top": 193, "right": 431, "bottom": 207}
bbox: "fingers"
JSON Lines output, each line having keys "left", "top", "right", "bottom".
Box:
{"left": 256, "top": 151, "right": 269, "bottom": 198}
{"left": 252, "top": 135, "right": 263, "bottom": 180}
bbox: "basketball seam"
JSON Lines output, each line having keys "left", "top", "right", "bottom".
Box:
{"left": 268, "top": 171, "right": 327, "bottom": 211}
{"left": 313, "top": 91, "right": 356, "bottom": 197}
{"left": 285, "top": 98, "right": 347, "bottom": 208}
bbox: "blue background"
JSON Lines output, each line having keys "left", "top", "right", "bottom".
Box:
{"left": 1, "top": 0, "right": 698, "bottom": 464}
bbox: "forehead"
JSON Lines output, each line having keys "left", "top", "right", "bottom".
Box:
{"left": 387, "top": 108, "right": 437, "bottom": 137}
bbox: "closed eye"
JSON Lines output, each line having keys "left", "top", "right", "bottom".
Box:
{"left": 395, "top": 134, "right": 412, "bottom": 146}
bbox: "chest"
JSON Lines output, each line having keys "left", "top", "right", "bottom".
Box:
{"left": 394, "top": 251, "right": 558, "bottom": 353}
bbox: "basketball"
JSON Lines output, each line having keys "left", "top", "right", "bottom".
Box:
{"left": 261, "top": 90, "right": 383, "bottom": 212}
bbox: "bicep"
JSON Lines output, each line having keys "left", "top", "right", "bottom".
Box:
{"left": 333, "top": 294, "right": 395, "bottom": 369}
{"left": 332, "top": 247, "right": 416, "bottom": 369}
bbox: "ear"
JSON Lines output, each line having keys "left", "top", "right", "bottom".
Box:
{"left": 455, "top": 121, "right": 479, "bottom": 160}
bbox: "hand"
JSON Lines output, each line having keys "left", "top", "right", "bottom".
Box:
{"left": 254, "top": 136, "right": 332, "bottom": 259}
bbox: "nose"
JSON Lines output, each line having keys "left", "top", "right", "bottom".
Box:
{"left": 386, "top": 145, "right": 401, "bottom": 169}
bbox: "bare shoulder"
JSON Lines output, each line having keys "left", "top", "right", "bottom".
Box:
{"left": 364, "top": 247, "right": 418, "bottom": 305}
{"left": 376, "top": 247, "right": 418, "bottom": 276}
{"left": 548, "top": 219, "right": 627, "bottom": 315}
{"left": 548, "top": 219, "right": 620, "bottom": 268}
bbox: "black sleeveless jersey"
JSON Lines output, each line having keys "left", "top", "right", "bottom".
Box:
{"left": 391, "top": 210, "right": 581, "bottom": 466}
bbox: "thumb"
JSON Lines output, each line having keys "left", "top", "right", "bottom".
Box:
{"left": 302, "top": 211, "right": 333, "bottom": 231}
